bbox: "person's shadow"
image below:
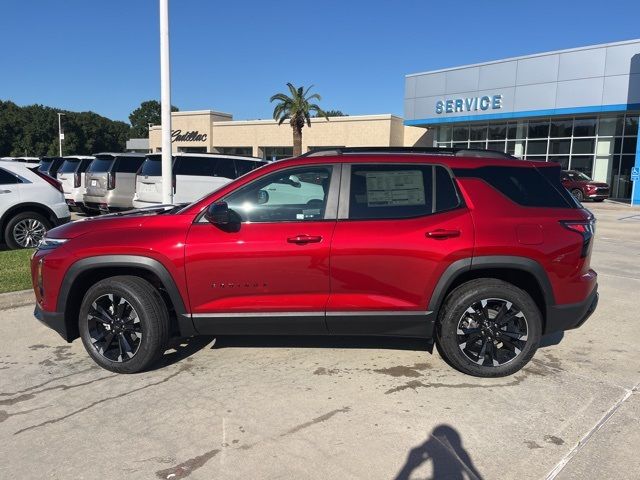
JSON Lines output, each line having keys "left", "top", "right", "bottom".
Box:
{"left": 394, "top": 424, "right": 484, "bottom": 480}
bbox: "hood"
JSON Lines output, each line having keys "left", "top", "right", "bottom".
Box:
{"left": 47, "top": 205, "right": 184, "bottom": 240}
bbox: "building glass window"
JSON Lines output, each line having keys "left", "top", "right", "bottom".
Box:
{"left": 526, "top": 140, "right": 547, "bottom": 155}
{"left": 437, "top": 126, "right": 451, "bottom": 143}
{"left": 528, "top": 121, "right": 549, "bottom": 139}
{"left": 572, "top": 139, "right": 595, "bottom": 154}
{"left": 624, "top": 116, "right": 638, "bottom": 136}
{"left": 262, "top": 147, "right": 293, "bottom": 161}
{"left": 598, "top": 117, "right": 623, "bottom": 137}
{"left": 549, "top": 139, "right": 571, "bottom": 155}
{"left": 469, "top": 125, "right": 487, "bottom": 141}
{"left": 507, "top": 121, "right": 527, "bottom": 139}
{"left": 569, "top": 156, "right": 593, "bottom": 177}
{"left": 488, "top": 124, "right": 506, "bottom": 140}
{"left": 550, "top": 120, "right": 573, "bottom": 137}
{"left": 573, "top": 117, "right": 597, "bottom": 137}
{"left": 452, "top": 126, "right": 469, "bottom": 142}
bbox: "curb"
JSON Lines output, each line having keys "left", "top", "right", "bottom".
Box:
{"left": 0, "top": 289, "right": 35, "bottom": 311}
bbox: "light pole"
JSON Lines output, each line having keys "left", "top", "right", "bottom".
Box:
{"left": 159, "top": 0, "right": 173, "bottom": 204}
{"left": 57, "top": 113, "right": 65, "bottom": 157}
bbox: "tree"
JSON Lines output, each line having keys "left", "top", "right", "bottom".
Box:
{"left": 315, "top": 109, "right": 346, "bottom": 117}
{"left": 128, "top": 100, "right": 179, "bottom": 138}
{"left": 270, "top": 84, "right": 328, "bottom": 156}
{"left": 0, "top": 100, "right": 131, "bottom": 157}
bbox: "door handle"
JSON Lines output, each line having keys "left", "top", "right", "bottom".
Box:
{"left": 287, "top": 235, "right": 323, "bottom": 244}
{"left": 426, "top": 229, "right": 460, "bottom": 239}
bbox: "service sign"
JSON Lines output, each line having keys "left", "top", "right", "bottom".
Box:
{"left": 435, "top": 94, "right": 503, "bottom": 115}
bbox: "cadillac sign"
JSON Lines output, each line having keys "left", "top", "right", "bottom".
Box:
{"left": 435, "top": 94, "right": 503, "bottom": 115}
{"left": 171, "top": 129, "right": 208, "bottom": 142}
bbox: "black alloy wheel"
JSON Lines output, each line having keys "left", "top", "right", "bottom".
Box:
{"left": 87, "top": 294, "right": 142, "bottom": 362}
{"left": 456, "top": 298, "right": 528, "bottom": 367}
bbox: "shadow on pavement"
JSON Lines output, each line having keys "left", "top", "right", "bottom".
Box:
{"left": 152, "top": 335, "right": 216, "bottom": 370}
{"left": 394, "top": 424, "right": 484, "bottom": 480}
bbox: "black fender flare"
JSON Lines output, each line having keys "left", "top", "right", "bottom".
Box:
{"left": 427, "top": 255, "right": 555, "bottom": 314}
{"left": 58, "top": 255, "right": 194, "bottom": 337}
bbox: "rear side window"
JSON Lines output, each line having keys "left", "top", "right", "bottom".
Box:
{"left": 455, "top": 166, "right": 576, "bottom": 208}
{"left": 235, "top": 159, "right": 261, "bottom": 176}
{"left": 175, "top": 156, "right": 217, "bottom": 176}
{"left": 349, "top": 164, "right": 434, "bottom": 220}
{"left": 0, "top": 168, "right": 19, "bottom": 185}
{"left": 434, "top": 166, "right": 460, "bottom": 212}
{"left": 213, "top": 158, "right": 237, "bottom": 179}
{"left": 115, "top": 157, "right": 145, "bottom": 173}
{"left": 58, "top": 159, "right": 81, "bottom": 174}
{"left": 38, "top": 159, "right": 53, "bottom": 172}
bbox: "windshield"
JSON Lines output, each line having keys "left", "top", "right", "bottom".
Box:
{"left": 58, "top": 159, "right": 80, "bottom": 174}
{"left": 87, "top": 157, "right": 115, "bottom": 173}
{"left": 567, "top": 171, "right": 591, "bottom": 181}
{"left": 140, "top": 156, "right": 162, "bottom": 176}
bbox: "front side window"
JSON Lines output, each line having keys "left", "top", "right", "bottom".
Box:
{"left": 348, "top": 164, "right": 434, "bottom": 220}
{"left": 224, "top": 166, "right": 332, "bottom": 222}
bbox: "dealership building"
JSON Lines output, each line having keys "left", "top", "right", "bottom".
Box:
{"left": 146, "top": 39, "right": 639, "bottom": 202}
{"left": 404, "top": 38, "right": 640, "bottom": 202}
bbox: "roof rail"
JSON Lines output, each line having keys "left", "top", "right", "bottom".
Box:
{"left": 300, "top": 146, "right": 517, "bottom": 159}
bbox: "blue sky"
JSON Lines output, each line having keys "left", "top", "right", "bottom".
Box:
{"left": 1, "top": 0, "right": 639, "bottom": 123}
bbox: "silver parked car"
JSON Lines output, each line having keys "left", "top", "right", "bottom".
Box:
{"left": 56, "top": 156, "right": 95, "bottom": 213}
{"left": 83, "top": 153, "right": 146, "bottom": 213}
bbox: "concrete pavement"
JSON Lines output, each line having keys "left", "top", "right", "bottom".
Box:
{"left": 0, "top": 201, "right": 638, "bottom": 479}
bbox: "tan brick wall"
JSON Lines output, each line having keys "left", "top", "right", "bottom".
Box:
{"left": 149, "top": 111, "right": 430, "bottom": 155}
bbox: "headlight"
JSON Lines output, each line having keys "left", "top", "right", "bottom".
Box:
{"left": 38, "top": 237, "right": 69, "bottom": 250}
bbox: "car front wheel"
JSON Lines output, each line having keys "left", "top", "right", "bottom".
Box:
{"left": 571, "top": 188, "right": 584, "bottom": 202}
{"left": 436, "top": 279, "right": 542, "bottom": 377}
{"left": 79, "top": 276, "right": 169, "bottom": 373}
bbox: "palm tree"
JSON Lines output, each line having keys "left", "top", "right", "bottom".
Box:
{"left": 270, "top": 83, "right": 328, "bottom": 156}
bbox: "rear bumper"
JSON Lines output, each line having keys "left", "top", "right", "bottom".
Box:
{"left": 34, "top": 304, "right": 73, "bottom": 342}
{"left": 545, "top": 284, "right": 598, "bottom": 334}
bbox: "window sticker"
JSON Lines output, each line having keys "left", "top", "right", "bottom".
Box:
{"left": 365, "top": 170, "right": 425, "bottom": 207}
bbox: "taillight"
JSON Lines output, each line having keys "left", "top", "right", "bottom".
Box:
{"left": 74, "top": 171, "right": 81, "bottom": 188}
{"left": 560, "top": 215, "right": 595, "bottom": 257}
{"left": 107, "top": 172, "right": 116, "bottom": 190}
{"left": 172, "top": 174, "right": 176, "bottom": 193}
{"left": 33, "top": 169, "right": 64, "bottom": 193}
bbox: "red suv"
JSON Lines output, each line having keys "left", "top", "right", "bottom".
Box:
{"left": 31, "top": 148, "right": 598, "bottom": 377}
{"left": 561, "top": 170, "right": 610, "bottom": 202}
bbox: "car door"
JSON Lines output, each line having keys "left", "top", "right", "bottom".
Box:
{"left": 0, "top": 167, "right": 21, "bottom": 215}
{"left": 326, "top": 162, "right": 474, "bottom": 336}
{"left": 184, "top": 163, "right": 340, "bottom": 335}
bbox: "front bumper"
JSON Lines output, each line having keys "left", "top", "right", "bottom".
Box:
{"left": 545, "top": 284, "right": 598, "bottom": 334}
{"left": 34, "top": 304, "right": 73, "bottom": 342}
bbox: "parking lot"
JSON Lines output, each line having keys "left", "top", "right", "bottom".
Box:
{"left": 0, "top": 201, "right": 638, "bottom": 479}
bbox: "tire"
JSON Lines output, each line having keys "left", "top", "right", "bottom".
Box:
{"left": 79, "top": 276, "right": 169, "bottom": 374}
{"left": 436, "top": 279, "right": 542, "bottom": 377}
{"left": 571, "top": 188, "right": 584, "bottom": 202}
{"left": 593, "top": 198, "right": 605, "bottom": 203}
{"left": 4, "top": 211, "right": 51, "bottom": 249}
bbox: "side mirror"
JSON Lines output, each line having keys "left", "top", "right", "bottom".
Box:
{"left": 257, "top": 189, "right": 269, "bottom": 204}
{"left": 205, "top": 202, "right": 231, "bottom": 225}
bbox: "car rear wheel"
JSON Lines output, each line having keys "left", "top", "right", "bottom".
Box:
{"left": 4, "top": 211, "right": 51, "bottom": 249}
{"left": 79, "top": 276, "right": 169, "bottom": 373}
{"left": 436, "top": 279, "right": 541, "bottom": 377}
{"left": 571, "top": 188, "right": 584, "bottom": 201}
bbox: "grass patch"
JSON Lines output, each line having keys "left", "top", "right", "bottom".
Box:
{"left": 0, "top": 248, "right": 35, "bottom": 293}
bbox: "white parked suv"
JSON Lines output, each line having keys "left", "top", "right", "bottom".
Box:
{"left": 132, "top": 153, "right": 266, "bottom": 208}
{"left": 56, "top": 156, "right": 95, "bottom": 213}
{"left": 0, "top": 161, "right": 70, "bottom": 249}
